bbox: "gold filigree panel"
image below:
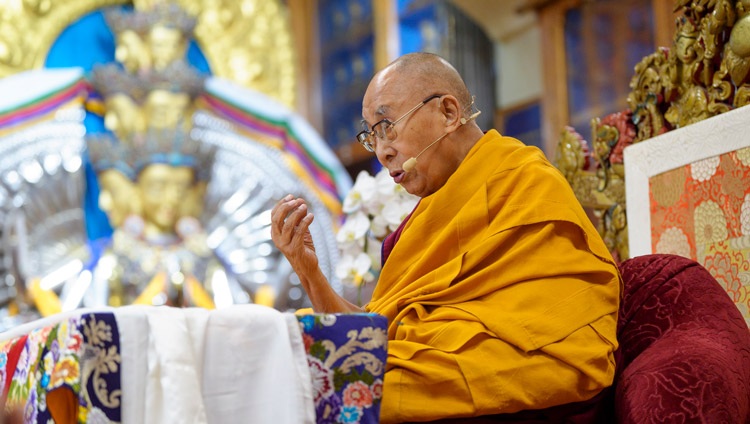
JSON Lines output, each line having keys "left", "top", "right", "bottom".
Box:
{"left": 0, "top": 0, "right": 127, "bottom": 74}
{"left": 0, "top": 0, "right": 296, "bottom": 107}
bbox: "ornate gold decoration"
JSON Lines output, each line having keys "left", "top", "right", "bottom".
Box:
{"left": 557, "top": 111, "right": 633, "bottom": 262}
{"left": 0, "top": 0, "right": 296, "bottom": 107}
{"left": 557, "top": 0, "right": 750, "bottom": 262}
{"left": 0, "top": 0, "right": 127, "bottom": 74}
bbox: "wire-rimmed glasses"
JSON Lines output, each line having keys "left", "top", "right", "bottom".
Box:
{"left": 356, "top": 94, "right": 443, "bottom": 152}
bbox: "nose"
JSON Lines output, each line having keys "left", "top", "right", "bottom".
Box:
{"left": 374, "top": 140, "right": 396, "bottom": 166}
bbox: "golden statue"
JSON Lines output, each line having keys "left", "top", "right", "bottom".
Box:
{"left": 81, "top": 128, "right": 216, "bottom": 310}
{"left": 665, "top": 16, "right": 711, "bottom": 128}
{"left": 105, "top": 3, "right": 196, "bottom": 74}
{"left": 26, "top": 4, "right": 235, "bottom": 312}
{"left": 0, "top": 1, "right": 349, "bottom": 323}
{"left": 86, "top": 128, "right": 223, "bottom": 308}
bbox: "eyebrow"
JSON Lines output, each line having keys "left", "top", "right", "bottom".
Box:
{"left": 361, "top": 104, "right": 391, "bottom": 128}
{"left": 375, "top": 105, "right": 389, "bottom": 116}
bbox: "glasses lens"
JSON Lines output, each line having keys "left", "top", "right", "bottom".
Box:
{"left": 372, "top": 120, "right": 392, "bottom": 141}
{"left": 356, "top": 131, "right": 375, "bottom": 152}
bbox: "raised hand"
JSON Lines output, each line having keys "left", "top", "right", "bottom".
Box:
{"left": 270, "top": 195, "right": 319, "bottom": 277}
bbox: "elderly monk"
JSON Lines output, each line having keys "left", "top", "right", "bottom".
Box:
{"left": 271, "top": 52, "right": 621, "bottom": 423}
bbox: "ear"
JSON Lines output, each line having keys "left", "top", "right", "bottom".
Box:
{"left": 439, "top": 95, "right": 462, "bottom": 131}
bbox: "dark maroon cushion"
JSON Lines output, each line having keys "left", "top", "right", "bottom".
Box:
{"left": 615, "top": 254, "right": 750, "bottom": 423}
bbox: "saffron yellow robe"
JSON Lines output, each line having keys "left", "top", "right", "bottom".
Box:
{"left": 366, "top": 130, "right": 622, "bottom": 423}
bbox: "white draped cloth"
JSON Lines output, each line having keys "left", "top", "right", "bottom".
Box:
{"left": 116, "top": 304, "right": 315, "bottom": 424}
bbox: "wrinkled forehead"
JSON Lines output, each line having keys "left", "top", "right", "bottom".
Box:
{"left": 361, "top": 72, "right": 415, "bottom": 124}
{"left": 362, "top": 94, "right": 399, "bottom": 124}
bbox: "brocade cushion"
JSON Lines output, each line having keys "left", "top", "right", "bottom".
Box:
{"left": 615, "top": 254, "right": 750, "bottom": 423}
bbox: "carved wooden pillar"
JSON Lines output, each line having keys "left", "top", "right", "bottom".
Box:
{"left": 288, "top": 0, "right": 323, "bottom": 133}
{"left": 373, "top": 0, "right": 400, "bottom": 71}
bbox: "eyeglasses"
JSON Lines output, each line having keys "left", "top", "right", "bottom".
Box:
{"left": 356, "top": 94, "right": 443, "bottom": 152}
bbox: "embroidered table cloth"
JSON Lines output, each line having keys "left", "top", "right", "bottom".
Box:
{"left": 0, "top": 305, "right": 387, "bottom": 424}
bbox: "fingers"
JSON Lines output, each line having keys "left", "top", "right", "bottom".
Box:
{"left": 271, "top": 195, "right": 313, "bottom": 247}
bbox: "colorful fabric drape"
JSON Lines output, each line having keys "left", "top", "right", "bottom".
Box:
{"left": 0, "top": 312, "right": 122, "bottom": 423}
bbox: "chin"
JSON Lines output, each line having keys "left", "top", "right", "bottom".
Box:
{"left": 403, "top": 185, "right": 425, "bottom": 198}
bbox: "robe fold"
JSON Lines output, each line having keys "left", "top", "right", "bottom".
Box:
{"left": 366, "top": 130, "right": 622, "bottom": 423}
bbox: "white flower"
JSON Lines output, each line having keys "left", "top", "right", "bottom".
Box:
{"left": 336, "top": 167, "right": 420, "bottom": 289}
{"left": 335, "top": 252, "right": 373, "bottom": 286}
{"left": 382, "top": 195, "right": 419, "bottom": 230}
{"left": 336, "top": 211, "right": 370, "bottom": 245}
{"left": 364, "top": 234, "right": 383, "bottom": 273}
{"left": 343, "top": 171, "right": 377, "bottom": 213}
{"left": 375, "top": 168, "right": 397, "bottom": 197}
{"left": 369, "top": 214, "right": 389, "bottom": 238}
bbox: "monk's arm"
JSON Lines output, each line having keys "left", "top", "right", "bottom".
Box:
{"left": 298, "top": 266, "right": 362, "bottom": 313}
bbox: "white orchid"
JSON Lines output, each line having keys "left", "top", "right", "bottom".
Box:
{"left": 336, "top": 167, "right": 419, "bottom": 301}
{"left": 336, "top": 210, "right": 370, "bottom": 246}
{"left": 369, "top": 214, "right": 390, "bottom": 239}
{"left": 375, "top": 167, "right": 397, "bottom": 196}
{"left": 342, "top": 170, "right": 377, "bottom": 213}
{"left": 382, "top": 198, "right": 417, "bottom": 230}
{"left": 335, "top": 252, "right": 372, "bottom": 287}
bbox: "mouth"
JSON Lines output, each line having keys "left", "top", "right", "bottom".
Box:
{"left": 390, "top": 170, "right": 405, "bottom": 184}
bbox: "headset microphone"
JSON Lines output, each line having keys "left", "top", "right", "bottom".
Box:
{"left": 402, "top": 110, "right": 482, "bottom": 173}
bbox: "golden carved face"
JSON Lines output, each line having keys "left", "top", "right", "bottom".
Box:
{"left": 114, "top": 29, "right": 151, "bottom": 74}
{"left": 137, "top": 164, "right": 196, "bottom": 236}
{"left": 147, "top": 25, "right": 188, "bottom": 71}
{"left": 180, "top": 180, "right": 207, "bottom": 219}
{"left": 98, "top": 169, "right": 140, "bottom": 228}
{"left": 143, "top": 89, "right": 193, "bottom": 130}
{"left": 104, "top": 94, "right": 146, "bottom": 140}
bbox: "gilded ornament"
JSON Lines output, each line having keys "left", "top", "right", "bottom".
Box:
{"left": 628, "top": 49, "right": 669, "bottom": 142}
{"left": 729, "top": 15, "right": 750, "bottom": 57}
{"left": 0, "top": 0, "right": 296, "bottom": 107}
{"left": 0, "top": 0, "right": 127, "bottom": 74}
{"left": 554, "top": 124, "right": 625, "bottom": 260}
{"left": 555, "top": 126, "right": 590, "bottom": 183}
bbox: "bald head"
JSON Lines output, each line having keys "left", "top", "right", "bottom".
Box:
{"left": 361, "top": 53, "right": 485, "bottom": 198}
{"left": 373, "top": 53, "right": 473, "bottom": 113}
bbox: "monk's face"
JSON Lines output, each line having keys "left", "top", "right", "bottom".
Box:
{"left": 362, "top": 68, "right": 459, "bottom": 198}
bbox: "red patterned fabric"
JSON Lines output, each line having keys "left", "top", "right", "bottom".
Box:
{"left": 615, "top": 254, "right": 750, "bottom": 423}
{"left": 648, "top": 148, "right": 750, "bottom": 325}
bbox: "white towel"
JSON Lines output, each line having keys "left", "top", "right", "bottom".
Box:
{"left": 116, "top": 305, "right": 315, "bottom": 424}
